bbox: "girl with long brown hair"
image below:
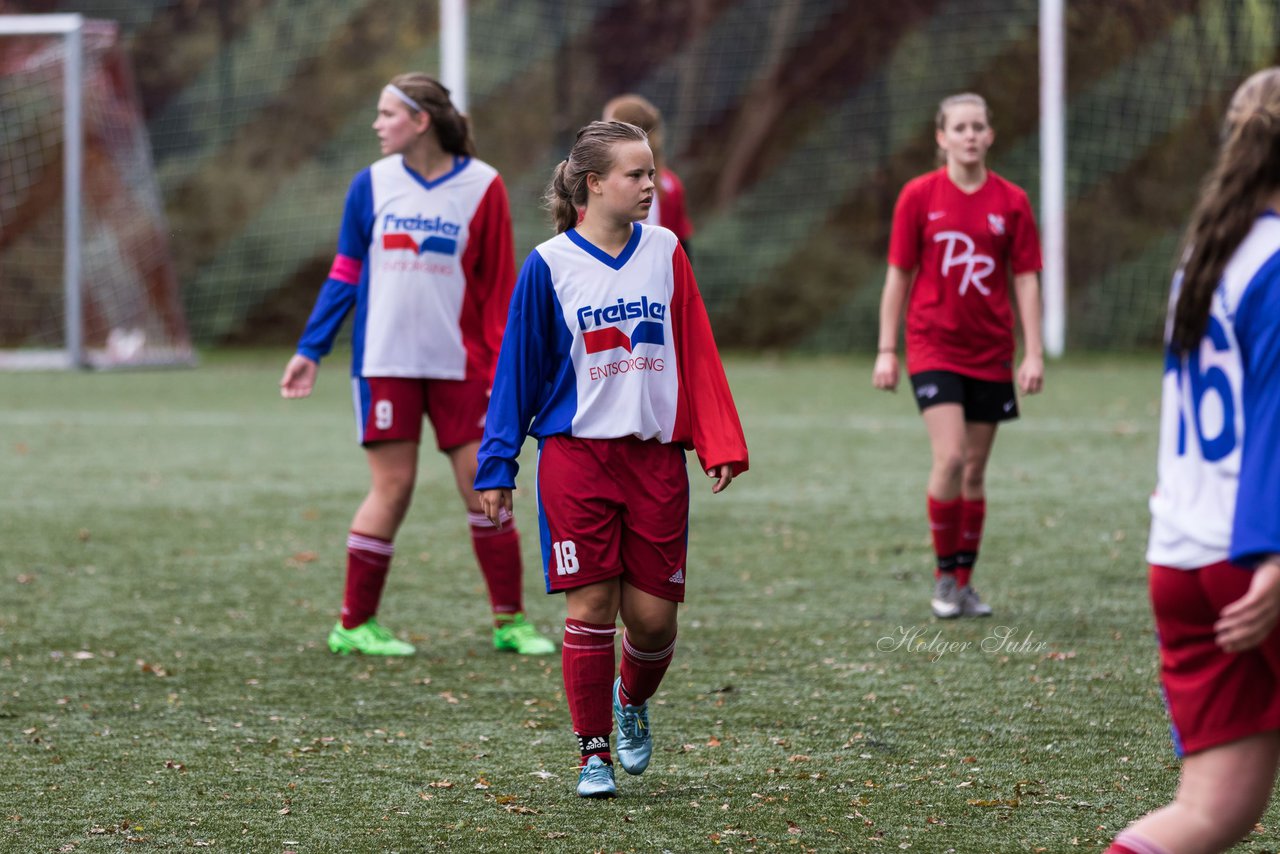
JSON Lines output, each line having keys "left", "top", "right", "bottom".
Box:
{"left": 1107, "top": 67, "right": 1280, "bottom": 854}
{"left": 279, "top": 73, "right": 555, "bottom": 658}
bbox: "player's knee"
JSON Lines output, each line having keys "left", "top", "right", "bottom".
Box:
{"left": 374, "top": 474, "right": 416, "bottom": 514}
{"left": 932, "top": 452, "right": 964, "bottom": 482}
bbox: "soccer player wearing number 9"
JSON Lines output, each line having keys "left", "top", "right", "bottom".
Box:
{"left": 279, "top": 73, "right": 555, "bottom": 658}
{"left": 475, "top": 121, "right": 748, "bottom": 799}
{"left": 1107, "top": 69, "right": 1280, "bottom": 854}
{"left": 872, "top": 93, "right": 1045, "bottom": 620}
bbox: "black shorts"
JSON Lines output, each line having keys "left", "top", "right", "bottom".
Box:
{"left": 909, "top": 370, "right": 1019, "bottom": 423}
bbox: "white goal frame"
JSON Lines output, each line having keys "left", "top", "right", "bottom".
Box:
{"left": 0, "top": 13, "right": 85, "bottom": 369}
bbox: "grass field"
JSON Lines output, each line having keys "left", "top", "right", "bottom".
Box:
{"left": 2, "top": 351, "right": 1275, "bottom": 853}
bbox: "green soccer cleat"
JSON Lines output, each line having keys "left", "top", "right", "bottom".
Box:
{"left": 575, "top": 755, "right": 617, "bottom": 799}
{"left": 493, "top": 613, "right": 556, "bottom": 655}
{"left": 327, "top": 618, "right": 416, "bottom": 656}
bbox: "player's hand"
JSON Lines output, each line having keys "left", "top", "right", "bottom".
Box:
{"left": 280, "top": 354, "right": 319, "bottom": 399}
{"left": 1215, "top": 559, "right": 1280, "bottom": 652}
{"left": 707, "top": 464, "right": 734, "bottom": 494}
{"left": 1017, "top": 354, "right": 1044, "bottom": 395}
{"left": 479, "top": 488, "right": 512, "bottom": 528}
{"left": 872, "top": 352, "right": 899, "bottom": 391}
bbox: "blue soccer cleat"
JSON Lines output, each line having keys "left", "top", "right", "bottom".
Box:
{"left": 613, "top": 677, "right": 653, "bottom": 775}
{"left": 575, "top": 755, "right": 617, "bottom": 798}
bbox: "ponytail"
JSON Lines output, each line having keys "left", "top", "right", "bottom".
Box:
{"left": 546, "top": 158, "right": 580, "bottom": 234}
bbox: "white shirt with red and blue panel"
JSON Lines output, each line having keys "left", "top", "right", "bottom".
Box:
{"left": 474, "top": 223, "right": 748, "bottom": 491}
{"left": 294, "top": 154, "right": 515, "bottom": 382}
{"left": 1148, "top": 212, "right": 1280, "bottom": 570}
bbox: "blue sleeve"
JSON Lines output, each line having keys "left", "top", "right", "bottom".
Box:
{"left": 475, "top": 251, "right": 558, "bottom": 491}
{"left": 296, "top": 170, "right": 374, "bottom": 362}
{"left": 1231, "top": 269, "right": 1280, "bottom": 565}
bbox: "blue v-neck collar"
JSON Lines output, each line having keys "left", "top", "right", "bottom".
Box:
{"left": 402, "top": 155, "right": 470, "bottom": 190}
{"left": 566, "top": 223, "right": 643, "bottom": 270}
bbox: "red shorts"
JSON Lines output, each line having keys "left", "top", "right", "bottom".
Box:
{"left": 352, "top": 376, "right": 488, "bottom": 451}
{"left": 1150, "top": 562, "right": 1280, "bottom": 756}
{"left": 535, "top": 435, "right": 689, "bottom": 602}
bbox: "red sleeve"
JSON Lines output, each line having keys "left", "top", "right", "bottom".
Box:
{"left": 658, "top": 169, "right": 694, "bottom": 242}
{"left": 887, "top": 179, "right": 922, "bottom": 271}
{"left": 670, "top": 243, "right": 749, "bottom": 476}
{"left": 1009, "top": 187, "right": 1043, "bottom": 275}
{"left": 461, "top": 175, "right": 517, "bottom": 382}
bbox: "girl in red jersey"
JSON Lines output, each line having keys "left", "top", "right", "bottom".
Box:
{"left": 872, "top": 92, "right": 1044, "bottom": 619}
{"left": 601, "top": 94, "right": 695, "bottom": 256}
{"left": 475, "top": 121, "right": 747, "bottom": 798}
{"left": 1106, "top": 67, "right": 1280, "bottom": 854}
{"left": 279, "top": 73, "right": 555, "bottom": 658}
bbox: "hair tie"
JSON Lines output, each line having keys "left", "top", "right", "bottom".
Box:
{"left": 384, "top": 84, "right": 424, "bottom": 113}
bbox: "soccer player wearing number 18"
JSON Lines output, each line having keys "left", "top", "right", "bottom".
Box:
{"left": 872, "top": 93, "right": 1045, "bottom": 620}
{"left": 1107, "top": 68, "right": 1280, "bottom": 854}
{"left": 475, "top": 121, "right": 747, "bottom": 798}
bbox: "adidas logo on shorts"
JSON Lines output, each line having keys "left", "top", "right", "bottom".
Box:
{"left": 917, "top": 384, "right": 939, "bottom": 399}
{"left": 668, "top": 568, "right": 685, "bottom": 584}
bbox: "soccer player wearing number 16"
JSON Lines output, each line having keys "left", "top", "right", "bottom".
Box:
{"left": 475, "top": 121, "right": 748, "bottom": 799}
{"left": 1107, "top": 68, "right": 1280, "bottom": 854}
{"left": 872, "top": 93, "right": 1045, "bottom": 620}
{"left": 279, "top": 73, "right": 554, "bottom": 658}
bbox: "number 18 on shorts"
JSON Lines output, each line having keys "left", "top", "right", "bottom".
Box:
{"left": 536, "top": 435, "right": 691, "bottom": 602}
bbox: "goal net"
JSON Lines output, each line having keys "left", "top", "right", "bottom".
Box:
{"left": 0, "top": 15, "right": 194, "bottom": 369}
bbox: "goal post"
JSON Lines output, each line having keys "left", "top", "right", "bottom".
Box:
{"left": 0, "top": 14, "right": 195, "bottom": 370}
{"left": 1039, "top": 0, "right": 1066, "bottom": 358}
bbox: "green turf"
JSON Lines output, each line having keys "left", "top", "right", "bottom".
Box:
{"left": 1, "top": 351, "right": 1273, "bottom": 852}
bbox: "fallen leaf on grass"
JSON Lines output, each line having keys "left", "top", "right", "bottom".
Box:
{"left": 278, "top": 807, "right": 291, "bottom": 815}
{"left": 502, "top": 804, "right": 540, "bottom": 815}
{"left": 707, "top": 737, "right": 722, "bottom": 747}
{"left": 968, "top": 798, "right": 1020, "bottom": 807}
{"left": 787, "top": 821, "right": 802, "bottom": 835}
{"left": 136, "top": 660, "right": 169, "bottom": 677}
{"left": 427, "top": 780, "right": 454, "bottom": 789}
{"left": 439, "top": 692, "right": 460, "bottom": 705}
{"left": 16, "top": 574, "right": 35, "bottom": 584}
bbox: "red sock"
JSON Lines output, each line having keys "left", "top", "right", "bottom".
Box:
{"left": 1105, "top": 832, "right": 1171, "bottom": 854}
{"left": 342, "top": 531, "right": 394, "bottom": 629}
{"left": 956, "top": 497, "right": 986, "bottom": 588}
{"left": 563, "top": 618, "right": 616, "bottom": 763}
{"left": 468, "top": 509, "right": 523, "bottom": 618}
{"left": 927, "top": 495, "right": 962, "bottom": 578}
{"left": 619, "top": 631, "right": 676, "bottom": 707}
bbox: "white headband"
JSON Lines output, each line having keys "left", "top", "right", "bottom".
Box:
{"left": 384, "top": 84, "right": 424, "bottom": 113}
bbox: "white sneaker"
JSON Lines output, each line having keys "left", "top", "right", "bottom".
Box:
{"left": 959, "top": 584, "right": 993, "bottom": 617}
{"left": 931, "top": 575, "right": 962, "bottom": 619}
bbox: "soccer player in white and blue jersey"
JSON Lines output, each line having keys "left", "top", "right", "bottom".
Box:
{"left": 1108, "top": 68, "right": 1280, "bottom": 854}
{"left": 279, "top": 73, "right": 554, "bottom": 659}
{"left": 474, "top": 121, "right": 748, "bottom": 798}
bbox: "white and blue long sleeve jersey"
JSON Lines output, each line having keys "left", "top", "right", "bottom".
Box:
{"left": 474, "top": 223, "right": 748, "bottom": 490}
{"left": 1148, "top": 212, "right": 1280, "bottom": 568}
